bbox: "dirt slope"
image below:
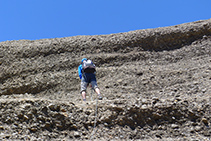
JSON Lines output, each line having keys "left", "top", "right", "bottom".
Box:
{"left": 0, "top": 19, "right": 211, "bottom": 140}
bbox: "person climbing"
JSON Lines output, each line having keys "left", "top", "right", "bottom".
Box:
{"left": 78, "top": 58, "right": 103, "bottom": 102}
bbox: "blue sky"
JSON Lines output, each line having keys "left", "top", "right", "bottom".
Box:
{"left": 0, "top": 0, "right": 210, "bottom": 42}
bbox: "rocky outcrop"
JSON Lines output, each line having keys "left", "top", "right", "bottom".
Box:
{"left": 0, "top": 19, "right": 211, "bottom": 140}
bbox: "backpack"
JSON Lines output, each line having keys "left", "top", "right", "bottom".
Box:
{"left": 82, "top": 59, "right": 96, "bottom": 73}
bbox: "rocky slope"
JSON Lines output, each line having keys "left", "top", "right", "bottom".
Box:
{"left": 0, "top": 19, "right": 211, "bottom": 140}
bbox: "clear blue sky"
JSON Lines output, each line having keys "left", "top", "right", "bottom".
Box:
{"left": 0, "top": 0, "right": 210, "bottom": 42}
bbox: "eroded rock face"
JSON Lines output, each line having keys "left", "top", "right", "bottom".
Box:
{"left": 0, "top": 19, "right": 211, "bottom": 140}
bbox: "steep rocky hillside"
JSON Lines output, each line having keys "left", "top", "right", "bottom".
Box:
{"left": 0, "top": 19, "right": 211, "bottom": 140}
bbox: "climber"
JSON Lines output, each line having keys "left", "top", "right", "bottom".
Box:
{"left": 78, "top": 58, "right": 103, "bottom": 102}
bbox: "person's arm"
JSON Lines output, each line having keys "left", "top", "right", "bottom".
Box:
{"left": 78, "top": 65, "right": 82, "bottom": 79}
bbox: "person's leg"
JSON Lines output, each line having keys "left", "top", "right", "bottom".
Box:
{"left": 81, "top": 91, "right": 86, "bottom": 101}
{"left": 95, "top": 87, "right": 100, "bottom": 95}
{"left": 90, "top": 73, "right": 103, "bottom": 100}
{"left": 91, "top": 79, "right": 102, "bottom": 100}
{"left": 95, "top": 87, "right": 102, "bottom": 100}
{"left": 81, "top": 77, "right": 88, "bottom": 101}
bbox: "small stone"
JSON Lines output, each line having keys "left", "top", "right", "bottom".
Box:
{"left": 44, "top": 122, "right": 51, "bottom": 128}
{"left": 23, "top": 115, "right": 29, "bottom": 120}
{"left": 29, "top": 127, "right": 37, "bottom": 132}
{"left": 171, "top": 124, "right": 179, "bottom": 129}
{"left": 160, "top": 99, "right": 166, "bottom": 103}
{"left": 117, "top": 79, "right": 123, "bottom": 83}
{"left": 158, "top": 125, "right": 162, "bottom": 130}
{"left": 141, "top": 104, "right": 147, "bottom": 109}
{"left": 152, "top": 97, "right": 159, "bottom": 104}
{"left": 201, "top": 118, "right": 208, "bottom": 125}
{"left": 48, "top": 104, "right": 55, "bottom": 111}
{"left": 141, "top": 99, "right": 147, "bottom": 104}
{"left": 72, "top": 124, "right": 77, "bottom": 129}
{"left": 176, "top": 97, "right": 182, "bottom": 101}
{"left": 152, "top": 97, "right": 159, "bottom": 101}
{"left": 56, "top": 123, "right": 63, "bottom": 129}
{"left": 74, "top": 131, "right": 81, "bottom": 137}
{"left": 195, "top": 126, "right": 201, "bottom": 132}
{"left": 41, "top": 106, "right": 48, "bottom": 114}
{"left": 203, "top": 35, "right": 208, "bottom": 39}
{"left": 152, "top": 112, "right": 161, "bottom": 119}
{"left": 202, "top": 88, "right": 207, "bottom": 93}
{"left": 20, "top": 103, "right": 31, "bottom": 110}
{"left": 61, "top": 108, "right": 66, "bottom": 112}
{"left": 189, "top": 127, "right": 195, "bottom": 133}
{"left": 0, "top": 126, "right": 4, "bottom": 130}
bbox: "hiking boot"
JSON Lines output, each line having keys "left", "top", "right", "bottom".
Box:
{"left": 98, "top": 95, "right": 103, "bottom": 100}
